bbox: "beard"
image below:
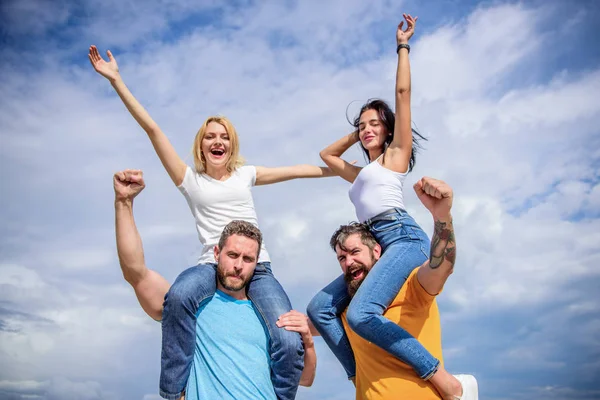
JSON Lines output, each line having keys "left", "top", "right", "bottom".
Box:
{"left": 217, "top": 266, "right": 251, "bottom": 292}
{"left": 344, "top": 260, "right": 374, "bottom": 298}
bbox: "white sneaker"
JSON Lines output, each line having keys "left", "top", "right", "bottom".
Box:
{"left": 453, "top": 374, "right": 478, "bottom": 400}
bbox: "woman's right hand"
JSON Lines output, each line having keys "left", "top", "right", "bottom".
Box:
{"left": 88, "top": 45, "right": 120, "bottom": 82}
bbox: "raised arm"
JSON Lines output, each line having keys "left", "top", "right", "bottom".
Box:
{"left": 276, "top": 310, "right": 317, "bottom": 387}
{"left": 90, "top": 46, "right": 187, "bottom": 186}
{"left": 255, "top": 164, "right": 335, "bottom": 186}
{"left": 383, "top": 14, "right": 418, "bottom": 173}
{"left": 414, "top": 177, "right": 457, "bottom": 295}
{"left": 114, "top": 169, "right": 171, "bottom": 320}
{"left": 319, "top": 131, "right": 362, "bottom": 183}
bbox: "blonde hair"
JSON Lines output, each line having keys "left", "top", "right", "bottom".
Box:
{"left": 192, "top": 116, "right": 244, "bottom": 174}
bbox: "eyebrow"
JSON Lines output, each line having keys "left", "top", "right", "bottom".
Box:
{"left": 358, "top": 118, "right": 379, "bottom": 125}
{"left": 337, "top": 245, "right": 359, "bottom": 256}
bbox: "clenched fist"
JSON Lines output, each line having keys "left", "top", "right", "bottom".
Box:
{"left": 114, "top": 169, "right": 145, "bottom": 202}
{"left": 413, "top": 177, "right": 453, "bottom": 221}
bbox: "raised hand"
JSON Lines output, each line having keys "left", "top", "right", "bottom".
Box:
{"left": 114, "top": 169, "right": 145, "bottom": 202}
{"left": 413, "top": 177, "right": 453, "bottom": 220}
{"left": 88, "top": 45, "right": 120, "bottom": 81}
{"left": 397, "top": 13, "right": 418, "bottom": 44}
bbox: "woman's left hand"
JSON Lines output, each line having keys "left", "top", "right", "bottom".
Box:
{"left": 397, "top": 13, "right": 418, "bottom": 44}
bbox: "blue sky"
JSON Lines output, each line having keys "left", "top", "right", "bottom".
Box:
{"left": 1, "top": 0, "right": 599, "bottom": 399}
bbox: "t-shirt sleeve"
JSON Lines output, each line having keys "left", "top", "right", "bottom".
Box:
{"left": 405, "top": 268, "right": 437, "bottom": 309}
{"left": 238, "top": 165, "right": 257, "bottom": 186}
{"left": 177, "top": 166, "right": 197, "bottom": 195}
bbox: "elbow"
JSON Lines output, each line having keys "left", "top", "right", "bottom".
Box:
{"left": 319, "top": 150, "right": 329, "bottom": 162}
{"left": 119, "top": 259, "right": 145, "bottom": 286}
{"left": 319, "top": 151, "right": 336, "bottom": 168}
{"left": 396, "top": 86, "right": 411, "bottom": 97}
{"left": 122, "top": 268, "right": 141, "bottom": 287}
{"left": 299, "top": 374, "right": 315, "bottom": 387}
{"left": 146, "top": 123, "right": 162, "bottom": 137}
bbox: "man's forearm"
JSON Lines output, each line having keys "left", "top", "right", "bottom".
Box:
{"left": 299, "top": 338, "right": 317, "bottom": 387}
{"left": 115, "top": 199, "right": 147, "bottom": 284}
{"left": 429, "top": 215, "right": 456, "bottom": 270}
{"left": 417, "top": 214, "right": 457, "bottom": 295}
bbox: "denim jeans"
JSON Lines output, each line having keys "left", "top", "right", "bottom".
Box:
{"left": 307, "top": 208, "right": 440, "bottom": 379}
{"left": 160, "top": 262, "right": 304, "bottom": 400}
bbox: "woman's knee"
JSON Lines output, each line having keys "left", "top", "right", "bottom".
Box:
{"left": 346, "top": 302, "right": 376, "bottom": 334}
{"left": 165, "top": 267, "right": 215, "bottom": 308}
{"left": 306, "top": 291, "right": 333, "bottom": 325}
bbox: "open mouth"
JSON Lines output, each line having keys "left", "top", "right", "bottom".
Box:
{"left": 349, "top": 267, "right": 365, "bottom": 281}
{"left": 210, "top": 148, "right": 226, "bottom": 158}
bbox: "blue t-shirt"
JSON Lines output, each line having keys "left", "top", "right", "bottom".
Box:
{"left": 185, "top": 290, "right": 276, "bottom": 400}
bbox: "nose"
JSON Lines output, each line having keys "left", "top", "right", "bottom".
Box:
{"left": 232, "top": 258, "right": 243, "bottom": 271}
{"left": 344, "top": 257, "right": 354, "bottom": 270}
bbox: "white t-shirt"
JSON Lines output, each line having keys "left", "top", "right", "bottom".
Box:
{"left": 178, "top": 166, "right": 271, "bottom": 264}
{"left": 348, "top": 156, "right": 408, "bottom": 222}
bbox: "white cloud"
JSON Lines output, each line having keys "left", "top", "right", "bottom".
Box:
{"left": 0, "top": 0, "right": 70, "bottom": 36}
{"left": 0, "top": 1, "right": 599, "bottom": 399}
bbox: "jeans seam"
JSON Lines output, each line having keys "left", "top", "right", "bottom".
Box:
{"left": 246, "top": 264, "right": 275, "bottom": 348}
{"left": 370, "top": 219, "right": 401, "bottom": 234}
{"left": 159, "top": 389, "right": 183, "bottom": 400}
{"left": 408, "top": 226, "right": 430, "bottom": 259}
{"left": 422, "top": 359, "right": 440, "bottom": 380}
{"left": 248, "top": 293, "right": 275, "bottom": 352}
{"left": 191, "top": 265, "right": 217, "bottom": 315}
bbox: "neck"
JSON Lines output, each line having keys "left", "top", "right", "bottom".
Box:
{"left": 369, "top": 148, "right": 384, "bottom": 162}
{"left": 205, "top": 163, "right": 230, "bottom": 181}
{"left": 217, "top": 283, "right": 248, "bottom": 300}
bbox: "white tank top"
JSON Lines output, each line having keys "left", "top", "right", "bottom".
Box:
{"left": 348, "top": 156, "right": 408, "bottom": 222}
{"left": 178, "top": 166, "right": 271, "bottom": 264}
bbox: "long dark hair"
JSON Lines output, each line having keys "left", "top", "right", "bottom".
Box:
{"left": 348, "top": 99, "right": 427, "bottom": 173}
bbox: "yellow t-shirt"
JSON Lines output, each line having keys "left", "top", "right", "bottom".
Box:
{"left": 342, "top": 268, "right": 443, "bottom": 400}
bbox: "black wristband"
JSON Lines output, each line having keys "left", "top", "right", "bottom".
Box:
{"left": 396, "top": 43, "right": 410, "bottom": 54}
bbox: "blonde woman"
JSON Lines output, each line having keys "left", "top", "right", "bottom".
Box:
{"left": 89, "top": 46, "right": 328, "bottom": 400}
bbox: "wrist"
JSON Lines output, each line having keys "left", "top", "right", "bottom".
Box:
{"left": 432, "top": 212, "right": 452, "bottom": 224}
{"left": 303, "top": 337, "right": 315, "bottom": 348}
{"left": 115, "top": 198, "right": 133, "bottom": 208}
{"left": 109, "top": 74, "right": 123, "bottom": 86}
{"left": 396, "top": 43, "right": 410, "bottom": 54}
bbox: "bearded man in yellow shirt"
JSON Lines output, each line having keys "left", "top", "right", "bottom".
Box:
{"left": 328, "top": 177, "right": 478, "bottom": 400}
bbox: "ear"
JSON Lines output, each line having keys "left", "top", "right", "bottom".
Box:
{"left": 213, "top": 245, "right": 220, "bottom": 262}
{"left": 373, "top": 243, "right": 382, "bottom": 261}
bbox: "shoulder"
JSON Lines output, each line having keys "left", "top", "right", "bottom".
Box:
{"left": 236, "top": 165, "right": 257, "bottom": 184}
{"left": 406, "top": 268, "right": 437, "bottom": 306}
{"left": 177, "top": 165, "right": 198, "bottom": 190}
{"left": 237, "top": 165, "right": 255, "bottom": 174}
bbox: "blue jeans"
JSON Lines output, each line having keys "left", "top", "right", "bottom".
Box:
{"left": 159, "top": 262, "right": 304, "bottom": 400}
{"left": 307, "top": 208, "right": 440, "bottom": 379}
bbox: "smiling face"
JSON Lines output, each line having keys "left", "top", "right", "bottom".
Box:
{"left": 358, "top": 108, "right": 389, "bottom": 154}
{"left": 192, "top": 116, "right": 243, "bottom": 175}
{"left": 201, "top": 121, "right": 231, "bottom": 169}
{"left": 335, "top": 233, "right": 381, "bottom": 297}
